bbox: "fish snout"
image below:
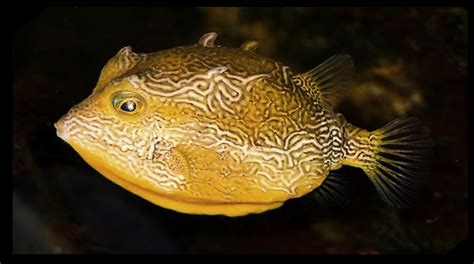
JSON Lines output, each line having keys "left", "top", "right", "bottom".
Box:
{"left": 54, "top": 116, "right": 68, "bottom": 141}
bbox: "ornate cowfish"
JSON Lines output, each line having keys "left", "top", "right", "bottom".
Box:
{"left": 55, "top": 32, "right": 432, "bottom": 216}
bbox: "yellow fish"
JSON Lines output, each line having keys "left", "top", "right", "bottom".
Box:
{"left": 55, "top": 32, "right": 432, "bottom": 216}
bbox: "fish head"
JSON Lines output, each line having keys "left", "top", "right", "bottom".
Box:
{"left": 54, "top": 46, "right": 204, "bottom": 211}
{"left": 54, "top": 77, "right": 182, "bottom": 188}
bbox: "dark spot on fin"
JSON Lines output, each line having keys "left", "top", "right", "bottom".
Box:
{"left": 240, "top": 40, "right": 259, "bottom": 52}
{"left": 198, "top": 32, "right": 217, "bottom": 47}
{"left": 293, "top": 54, "right": 353, "bottom": 109}
{"left": 362, "top": 118, "right": 433, "bottom": 207}
{"left": 312, "top": 172, "right": 352, "bottom": 207}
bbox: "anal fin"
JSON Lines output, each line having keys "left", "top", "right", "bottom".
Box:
{"left": 312, "top": 171, "right": 352, "bottom": 207}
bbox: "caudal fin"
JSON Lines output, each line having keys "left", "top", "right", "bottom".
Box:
{"left": 344, "top": 118, "right": 433, "bottom": 207}
{"left": 365, "top": 118, "right": 433, "bottom": 207}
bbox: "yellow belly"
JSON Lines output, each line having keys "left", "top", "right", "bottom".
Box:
{"left": 68, "top": 141, "right": 288, "bottom": 216}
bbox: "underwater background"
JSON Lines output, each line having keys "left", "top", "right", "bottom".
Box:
{"left": 13, "top": 7, "right": 467, "bottom": 254}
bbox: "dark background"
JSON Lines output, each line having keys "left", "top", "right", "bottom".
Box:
{"left": 12, "top": 7, "right": 467, "bottom": 254}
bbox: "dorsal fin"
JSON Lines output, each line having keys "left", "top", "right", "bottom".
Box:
{"left": 93, "top": 46, "right": 143, "bottom": 93}
{"left": 198, "top": 32, "right": 217, "bottom": 47}
{"left": 293, "top": 54, "right": 353, "bottom": 109}
{"left": 240, "top": 40, "right": 259, "bottom": 52}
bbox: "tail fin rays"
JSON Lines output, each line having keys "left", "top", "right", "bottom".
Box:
{"left": 343, "top": 118, "right": 433, "bottom": 207}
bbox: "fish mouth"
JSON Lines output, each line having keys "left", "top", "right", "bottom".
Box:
{"left": 54, "top": 119, "right": 67, "bottom": 141}
{"left": 62, "top": 140, "right": 284, "bottom": 217}
{"left": 54, "top": 116, "right": 74, "bottom": 143}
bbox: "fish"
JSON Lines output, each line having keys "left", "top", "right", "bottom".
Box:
{"left": 54, "top": 32, "right": 432, "bottom": 217}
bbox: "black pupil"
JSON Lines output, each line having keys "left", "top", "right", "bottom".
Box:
{"left": 120, "top": 101, "right": 136, "bottom": 112}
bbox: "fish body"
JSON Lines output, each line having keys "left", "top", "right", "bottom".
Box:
{"left": 55, "top": 33, "right": 432, "bottom": 216}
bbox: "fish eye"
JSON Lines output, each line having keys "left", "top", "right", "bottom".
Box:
{"left": 120, "top": 100, "right": 137, "bottom": 112}
{"left": 111, "top": 91, "right": 144, "bottom": 115}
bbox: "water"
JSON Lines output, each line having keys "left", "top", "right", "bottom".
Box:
{"left": 12, "top": 7, "right": 467, "bottom": 254}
